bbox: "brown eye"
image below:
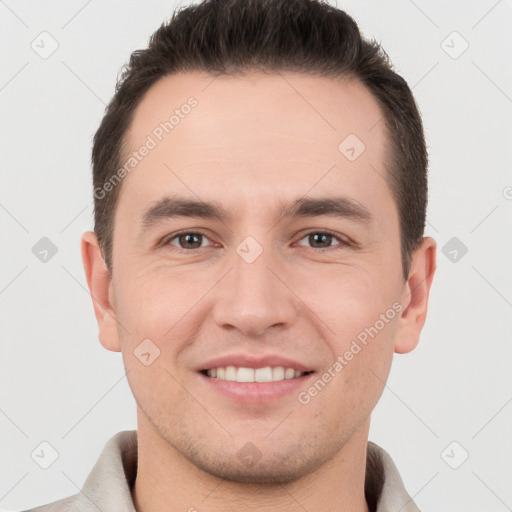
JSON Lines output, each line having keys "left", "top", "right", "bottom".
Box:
{"left": 296, "top": 231, "right": 346, "bottom": 250}
{"left": 166, "top": 232, "right": 209, "bottom": 250}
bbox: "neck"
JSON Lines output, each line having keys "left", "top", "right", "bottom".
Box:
{"left": 131, "top": 411, "right": 371, "bottom": 512}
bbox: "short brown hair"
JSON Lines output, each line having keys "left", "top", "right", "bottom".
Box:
{"left": 92, "top": 0, "right": 428, "bottom": 281}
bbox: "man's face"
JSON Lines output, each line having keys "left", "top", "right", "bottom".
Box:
{"left": 97, "top": 71, "right": 419, "bottom": 482}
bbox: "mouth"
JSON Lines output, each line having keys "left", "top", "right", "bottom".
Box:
{"left": 199, "top": 366, "right": 315, "bottom": 382}
{"left": 197, "top": 366, "right": 316, "bottom": 403}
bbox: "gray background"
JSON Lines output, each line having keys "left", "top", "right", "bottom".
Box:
{"left": 1, "top": 0, "right": 511, "bottom": 510}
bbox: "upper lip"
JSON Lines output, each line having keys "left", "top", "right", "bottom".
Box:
{"left": 197, "top": 354, "right": 315, "bottom": 373}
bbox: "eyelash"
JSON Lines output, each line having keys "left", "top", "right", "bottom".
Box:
{"left": 162, "top": 229, "right": 351, "bottom": 252}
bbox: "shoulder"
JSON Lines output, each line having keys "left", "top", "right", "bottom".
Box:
{"left": 16, "top": 494, "right": 92, "bottom": 512}
{"left": 16, "top": 430, "right": 138, "bottom": 512}
{"left": 366, "top": 441, "right": 421, "bottom": 512}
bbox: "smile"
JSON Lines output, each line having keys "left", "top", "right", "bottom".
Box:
{"left": 202, "top": 366, "right": 314, "bottom": 382}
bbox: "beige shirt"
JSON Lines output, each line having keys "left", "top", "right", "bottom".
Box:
{"left": 21, "top": 430, "right": 420, "bottom": 512}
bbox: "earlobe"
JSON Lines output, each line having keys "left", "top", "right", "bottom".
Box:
{"left": 81, "top": 231, "right": 121, "bottom": 352}
{"left": 394, "top": 236, "right": 437, "bottom": 354}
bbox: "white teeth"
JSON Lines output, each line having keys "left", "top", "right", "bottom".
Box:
{"left": 284, "top": 368, "right": 295, "bottom": 379}
{"left": 272, "top": 366, "right": 285, "bottom": 381}
{"left": 237, "top": 367, "right": 254, "bottom": 382}
{"left": 225, "top": 365, "right": 237, "bottom": 381}
{"left": 255, "top": 367, "right": 273, "bottom": 382}
{"left": 205, "top": 365, "right": 310, "bottom": 382}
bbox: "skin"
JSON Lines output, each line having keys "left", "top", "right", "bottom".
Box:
{"left": 82, "top": 70, "right": 436, "bottom": 512}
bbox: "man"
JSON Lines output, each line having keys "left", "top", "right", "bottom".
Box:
{"left": 24, "top": 0, "right": 436, "bottom": 510}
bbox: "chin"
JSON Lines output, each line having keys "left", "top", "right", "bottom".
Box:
{"left": 188, "top": 452, "right": 324, "bottom": 485}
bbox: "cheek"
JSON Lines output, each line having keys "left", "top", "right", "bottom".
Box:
{"left": 115, "top": 269, "right": 192, "bottom": 412}
{"left": 300, "top": 263, "right": 398, "bottom": 335}
{"left": 300, "top": 267, "right": 399, "bottom": 393}
{"left": 115, "top": 263, "right": 204, "bottom": 333}
{"left": 313, "top": 319, "right": 397, "bottom": 426}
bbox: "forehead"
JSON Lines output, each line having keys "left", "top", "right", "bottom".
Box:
{"left": 127, "top": 69, "right": 386, "bottom": 151}
{"left": 117, "top": 70, "right": 392, "bottom": 226}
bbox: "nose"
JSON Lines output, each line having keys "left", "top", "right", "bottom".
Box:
{"left": 211, "top": 244, "right": 299, "bottom": 337}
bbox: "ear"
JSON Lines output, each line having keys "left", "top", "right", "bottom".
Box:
{"left": 81, "top": 231, "right": 121, "bottom": 352}
{"left": 394, "top": 236, "right": 437, "bottom": 354}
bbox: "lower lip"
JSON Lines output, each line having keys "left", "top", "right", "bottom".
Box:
{"left": 198, "top": 372, "right": 316, "bottom": 403}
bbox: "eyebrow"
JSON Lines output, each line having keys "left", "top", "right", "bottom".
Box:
{"left": 139, "top": 194, "right": 373, "bottom": 231}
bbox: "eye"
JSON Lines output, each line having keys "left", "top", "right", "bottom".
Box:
{"left": 164, "top": 231, "right": 213, "bottom": 250}
{"left": 296, "top": 230, "right": 348, "bottom": 250}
